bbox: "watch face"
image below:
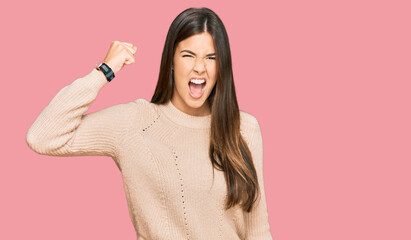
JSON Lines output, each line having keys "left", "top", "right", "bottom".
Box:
{"left": 101, "top": 64, "right": 109, "bottom": 72}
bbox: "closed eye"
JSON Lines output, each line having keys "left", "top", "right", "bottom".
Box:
{"left": 182, "top": 55, "right": 215, "bottom": 60}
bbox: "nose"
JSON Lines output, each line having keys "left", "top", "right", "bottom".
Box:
{"left": 193, "top": 58, "right": 206, "bottom": 74}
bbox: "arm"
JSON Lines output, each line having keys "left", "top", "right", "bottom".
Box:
{"left": 25, "top": 68, "right": 133, "bottom": 158}
{"left": 244, "top": 118, "right": 273, "bottom": 239}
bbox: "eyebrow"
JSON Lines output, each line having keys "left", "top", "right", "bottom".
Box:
{"left": 180, "top": 49, "right": 216, "bottom": 57}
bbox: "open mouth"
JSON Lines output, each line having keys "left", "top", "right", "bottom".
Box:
{"left": 188, "top": 78, "right": 206, "bottom": 99}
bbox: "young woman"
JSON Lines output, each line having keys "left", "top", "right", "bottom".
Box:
{"left": 26, "top": 7, "right": 273, "bottom": 240}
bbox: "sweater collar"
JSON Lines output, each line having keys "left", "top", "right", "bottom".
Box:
{"left": 157, "top": 99, "right": 211, "bottom": 129}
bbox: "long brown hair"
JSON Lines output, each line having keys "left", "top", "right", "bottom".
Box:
{"left": 150, "top": 7, "right": 260, "bottom": 213}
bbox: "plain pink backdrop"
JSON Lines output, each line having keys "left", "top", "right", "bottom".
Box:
{"left": 1, "top": 0, "right": 410, "bottom": 239}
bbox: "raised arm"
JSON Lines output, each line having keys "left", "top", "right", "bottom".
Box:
{"left": 26, "top": 69, "right": 129, "bottom": 157}
{"left": 26, "top": 41, "right": 138, "bottom": 158}
{"left": 244, "top": 118, "right": 274, "bottom": 239}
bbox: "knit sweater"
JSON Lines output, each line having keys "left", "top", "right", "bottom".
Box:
{"left": 26, "top": 68, "right": 273, "bottom": 240}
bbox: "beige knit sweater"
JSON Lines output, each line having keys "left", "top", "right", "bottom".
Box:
{"left": 26, "top": 68, "right": 273, "bottom": 240}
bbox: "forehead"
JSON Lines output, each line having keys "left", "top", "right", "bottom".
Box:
{"left": 176, "top": 32, "right": 215, "bottom": 52}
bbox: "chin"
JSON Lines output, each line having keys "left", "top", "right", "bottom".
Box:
{"left": 185, "top": 96, "right": 207, "bottom": 108}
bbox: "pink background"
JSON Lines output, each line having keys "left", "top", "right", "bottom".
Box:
{"left": 1, "top": 0, "right": 410, "bottom": 239}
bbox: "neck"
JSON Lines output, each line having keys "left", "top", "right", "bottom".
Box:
{"left": 156, "top": 99, "right": 212, "bottom": 129}
{"left": 171, "top": 97, "right": 210, "bottom": 117}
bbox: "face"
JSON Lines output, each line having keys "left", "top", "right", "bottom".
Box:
{"left": 171, "top": 32, "right": 217, "bottom": 116}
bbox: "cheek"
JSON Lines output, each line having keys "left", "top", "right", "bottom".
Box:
{"left": 208, "top": 64, "right": 217, "bottom": 80}
{"left": 173, "top": 68, "right": 189, "bottom": 89}
{"left": 174, "top": 61, "right": 192, "bottom": 77}
{"left": 174, "top": 74, "right": 186, "bottom": 89}
{"left": 183, "top": 60, "right": 195, "bottom": 71}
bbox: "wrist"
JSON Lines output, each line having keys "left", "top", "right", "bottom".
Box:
{"left": 96, "top": 62, "right": 115, "bottom": 82}
{"left": 95, "top": 67, "right": 107, "bottom": 78}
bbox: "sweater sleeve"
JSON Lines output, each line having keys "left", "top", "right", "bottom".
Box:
{"left": 244, "top": 117, "right": 273, "bottom": 239}
{"left": 26, "top": 68, "right": 133, "bottom": 158}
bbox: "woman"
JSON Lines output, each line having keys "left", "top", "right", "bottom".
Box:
{"left": 26, "top": 7, "right": 273, "bottom": 240}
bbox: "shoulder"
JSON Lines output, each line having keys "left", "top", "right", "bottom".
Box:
{"left": 126, "top": 98, "right": 156, "bottom": 113}
{"left": 99, "top": 98, "right": 146, "bottom": 116}
{"left": 129, "top": 98, "right": 160, "bottom": 127}
{"left": 132, "top": 98, "right": 151, "bottom": 106}
{"left": 95, "top": 98, "right": 155, "bottom": 124}
{"left": 131, "top": 98, "right": 159, "bottom": 115}
{"left": 240, "top": 110, "right": 260, "bottom": 132}
{"left": 239, "top": 110, "right": 261, "bottom": 146}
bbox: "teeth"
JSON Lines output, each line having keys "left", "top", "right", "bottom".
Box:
{"left": 190, "top": 79, "right": 205, "bottom": 84}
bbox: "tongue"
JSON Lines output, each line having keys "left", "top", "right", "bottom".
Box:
{"left": 189, "top": 82, "right": 204, "bottom": 98}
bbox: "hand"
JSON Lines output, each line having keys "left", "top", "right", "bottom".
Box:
{"left": 101, "top": 41, "right": 137, "bottom": 75}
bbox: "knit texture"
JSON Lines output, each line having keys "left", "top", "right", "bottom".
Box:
{"left": 26, "top": 68, "right": 273, "bottom": 240}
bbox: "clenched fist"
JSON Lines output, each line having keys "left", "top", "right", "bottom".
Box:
{"left": 102, "top": 41, "right": 137, "bottom": 75}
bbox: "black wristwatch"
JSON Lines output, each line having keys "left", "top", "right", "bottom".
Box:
{"left": 96, "top": 62, "right": 115, "bottom": 82}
